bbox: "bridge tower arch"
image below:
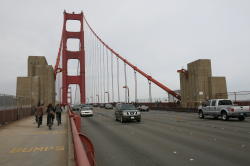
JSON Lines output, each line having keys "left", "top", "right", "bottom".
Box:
{"left": 62, "top": 11, "right": 86, "bottom": 105}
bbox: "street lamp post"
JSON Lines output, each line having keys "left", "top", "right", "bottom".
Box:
{"left": 123, "top": 86, "right": 130, "bottom": 103}
{"left": 105, "top": 92, "right": 110, "bottom": 103}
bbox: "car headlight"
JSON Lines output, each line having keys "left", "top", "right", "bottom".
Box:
{"left": 123, "top": 112, "right": 127, "bottom": 116}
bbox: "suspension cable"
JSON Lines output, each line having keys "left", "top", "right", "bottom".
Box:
{"left": 99, "top": 42, "right": 103, "bottom": 103}
{"left": 93, "top": 36, "right": 97, "bottom": 103}
{"left": 124, "top": 62, "right": 127, "bottom": 103}
{"left": 83, "top": 17, "right": 181, "bottom": 100}
{"left": 117, "top": 57, "right": 120, "bottom": 102}
{"left": 96, "top": 40, "right": 99, "bottom": 104}
{"left": 111, "top": 52, "right": 114, "bottom": 102}
{"left": 106, "top": 48, "right": 109, "bottom": 103}
{"left": 148, "top": 80, "right": 152, "bottom": 102}
{"left": 102, "top": 44, "right": 106, "bottom": 103}
{"left": 91, "top": 33, "right": 95, "bottom": 103}
{"left": 134, "top": 70, "right": 137, "bottom": 103}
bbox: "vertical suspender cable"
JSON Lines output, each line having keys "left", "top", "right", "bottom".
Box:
{"left": 99, "top": 43, "right": 103, "bottom": 103}
{"left": 102, "top": 44, "right": 106, "bottom": 103}
{"left": 97, "top": 42, "right": 100, "bottom": 104}
{"left": 96, "top": 41, "right": 99, "bottom": 103}
{"left": 124, "top": 63, "right": 127, "bottom": 103}
{"left": 148, "top": 80, "right": 152, "bottom": 102}
{"left": 106, "top": 48, "right": 109, "bottom": 103}
{"left": 134, "top": 70, "right": 137, "bottom": 103}
{"left": 111, "top": 52, "right": 114, "bottom": 102}
{"left": 93, "top": 37, "right": 97, "bottom": 103}
{"left": 91, "top": 34, "right": 95, "bottom": 103}
{"left": 117, "top": 58, "right": 120, "bottom": 102}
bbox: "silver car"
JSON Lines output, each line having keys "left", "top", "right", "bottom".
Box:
{"left": 80, "top": 107, "right": 93, "bottom": 117}
{"left": 115, "top": 103, "right": 141, "bottom": 123}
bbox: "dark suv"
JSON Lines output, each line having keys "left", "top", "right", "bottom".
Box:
{"left": 114, "top": 103, "right": 141, "bottom": 123}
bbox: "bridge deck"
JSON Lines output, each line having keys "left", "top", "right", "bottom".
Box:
{"left": 0, "top": 112, "right": 68, "bottom": 166}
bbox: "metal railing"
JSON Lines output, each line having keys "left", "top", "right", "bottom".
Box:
{"left": 68, "top": 107, "right": 95, "bottom": 166}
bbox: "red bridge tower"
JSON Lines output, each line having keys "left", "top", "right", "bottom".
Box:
{"left": 61, "top": 11, "right": 86, "bottom": 104}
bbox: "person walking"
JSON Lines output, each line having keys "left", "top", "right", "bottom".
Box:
{"left": 55, "top": 104, "right": 62, "bottom": 125}
{"left": 36, "top": 106, "right": 43, "bottom": 128}
{"left": 46, "top": 104, "right": 55, "bottom": 128}
{"left": 33, "top": 106, "right": 38, "bottom": 124}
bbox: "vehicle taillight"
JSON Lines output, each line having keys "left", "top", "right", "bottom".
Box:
{"left": 230, "top": 108, "right": 234, "bottom": 112}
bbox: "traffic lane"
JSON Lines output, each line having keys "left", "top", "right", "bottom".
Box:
{"left": 81, "top": 109, "right": 190, "bottom": 166}
{"left": 81, "top": 108, "right": 250, "bottom": 166}
{"left": 98, "top": 109, "right": 250, "bottom": 165}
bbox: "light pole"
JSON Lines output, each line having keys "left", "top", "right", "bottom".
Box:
{"left": 123, "top": 86, "right": 130, "bottom": 103}
{"left": 96, "top": 94, "right": 100, "bottom": 104}
{"left": 105, "top": 92, "right": 110, "bottom": 103}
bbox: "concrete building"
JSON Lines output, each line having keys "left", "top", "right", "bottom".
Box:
{"left": 16, "top": 56, "right": 55, "bottom": 107}
{"left": 178, "top": 59, "right": 227, "bottom": 108}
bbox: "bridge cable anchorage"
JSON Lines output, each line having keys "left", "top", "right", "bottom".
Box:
{"left": 83, "top": 17, "right": 181, "bottom": 100}
{"left": 134, "top": 70, "right": 138, "bottom": 103}
{"left": 116, "top": 57, "right": 120, "bottom": 102}
{"left": 111, "top": 52, "right": 114, "bottom": 102}
{"left": 148, "top": 80, "right": 152, "bottom": 103}
{"left": 124, "top": 62, "right": 128, "bottom": 103}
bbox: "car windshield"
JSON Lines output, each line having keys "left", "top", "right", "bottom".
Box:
{"left": 120, "top": 104, "right": 136, "bottom": 110}
{"left": 218, "top": 100, "right": 233, "bottom": 105}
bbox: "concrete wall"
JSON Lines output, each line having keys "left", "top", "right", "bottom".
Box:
{"left": 179, "top": 59, "right": 227, "bottom": 108}
{"left": 16, "top": 76, "right": 40, "bottom": 106}
{"left": 209, "top": 77, "right": 228, "bottom": 99}
{"left": 16, "top": 56, "right": 55, "bottom": 107}
{"left": 28, "top": 56, "right": 48, "bottom": 76}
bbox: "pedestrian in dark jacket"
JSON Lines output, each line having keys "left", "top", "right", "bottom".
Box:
{"left": 47, "top": 104, "right": 55, "bottom": 126}
{"left": 55, "top": 104, "right": 62, "bottom": 125}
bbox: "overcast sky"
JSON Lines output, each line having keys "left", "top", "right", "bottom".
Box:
{"left": 0, "top": 0, "right": 250, "bottom": 101}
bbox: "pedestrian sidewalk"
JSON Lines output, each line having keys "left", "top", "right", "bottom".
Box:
{"left": 0, "top": 112, "right": 68, "bottom": 166}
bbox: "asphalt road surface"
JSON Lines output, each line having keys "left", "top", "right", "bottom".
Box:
{"left": 81, "top": 108, "right": 250, "bottom": 166}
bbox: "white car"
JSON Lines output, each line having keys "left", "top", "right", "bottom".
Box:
{"left": 80, "top": 107, "right": 93, "bottom": 117}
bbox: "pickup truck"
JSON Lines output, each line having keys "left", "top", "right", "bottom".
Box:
{"left": 198, "top": 99, "right": 250, "bottom": 121}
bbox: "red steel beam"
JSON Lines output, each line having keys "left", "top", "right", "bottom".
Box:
{"left": 84, "top": 17, "right": 181, "bottom": 100}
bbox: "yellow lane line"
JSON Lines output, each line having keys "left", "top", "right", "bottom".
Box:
{"left": 9, "top": 146, "right": 65, "bottom": 154}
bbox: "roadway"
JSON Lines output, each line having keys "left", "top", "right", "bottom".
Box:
{"left": 81, "top": 107, "right": 250, "bottom": 166}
